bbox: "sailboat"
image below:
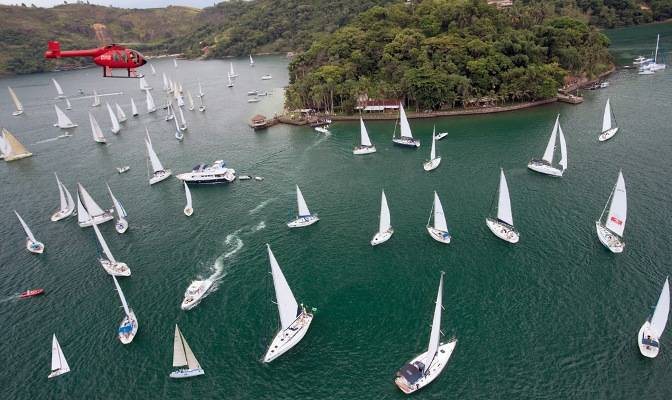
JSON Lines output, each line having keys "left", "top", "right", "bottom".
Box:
{"left": 250, "top": 54, "right": 255, "bottom": 66}
{"left": 198, "top": 95, "right": 206, "bottom": 112}
{"left": 111, "top": 275, "right": 138, "bottom": 344}
{"left": 54, "top": 105, "right": 77, "bottom": 129}
{"left": 139, "top": 76, "right": 152, "bottom": 91}
{"left": 165, "top": 102, "right": 175, "bottom": 121}
{"left": 227, "top": 75, "right": 234, "bottom": 88}
{"left": 92, "top": 90, "right": 101, "bottom": 107}
{"left": 197, "top": 80, "right": 205, "bottom": 98}
{"left": 145, "top": 135, "right": 172, "bottom": 185}
{"left": 150, "top": 63, "right": 156, "bottom": 75}
{"left": 173, "top": 111, "right": 184, "bottom": 141}
{"left": 115, "top": 103, "right": 127, "bottom": 123}
{"left": 8, "top": 86, "right": 24, "bottom": 116}
{"left": 394, "top": 272, "right": 457, "bottom": 394}
{"left": 65, "top": 98, "right": 72, "bottom": 110}
{"left": 170, "top": 325, "right": 205, "bottom": 378}
{"left": 187, "top": 91, "right": 195, "bottom": 111}
{"left": 176, "top": 91, "right": 185, "bottom": 108}
{"left": 48, "top": 334, "right": 70, "bottom": 379}
{"left": 263, "top": 244, "right": 314, "bottom": 362}
{"left": 228, "top": 62, "right": 238, "bottom": 78}
{"left": 434, "top": 130, "right": 448, "bottom": 140}
{"left": 89, "top": 112, "right": 107, "bottom": 143}
{"left": 106, "top": 103, "right": 121, "bottom": 134}
{"left": 51, "top": 173, "right": 75, "bottom": 221}
{"left": 178, "top": 107, "right": 187, "bottom": 131}
{"left": 598, "top": 99, "right": 619, "bottom": 142}
{"left": 162, "top": 73, "right": 169, "bottom": 92}
{"left": 52, "top": 78, "right": 66, "bottom": 99}
{"left": 15, "top": 211, "right": 44, "bottom": 254}
{"left": 92, "top": 223, "right": 130, "bottom": 276}
{"left": 427, "top": 191, "right": 451, "bottom": 244}
{"left": 183, "top": 182, "right": 193, "bottom": 216}
{"left": 648, "top": 34, "right": 667, "bottom": 72}
{"left": 353, "top": 117, "right": 376, "bottom": 154}
{"left": 527, "top": 114, "right": 567, "bottom": 176}
{"left": 130, "top": 98, "right": 139, "bottom": 116}
{"left": 1, "top": 128, "right": 32, "bottom": 161}
{"left": 146, "top": 90, "right": 157, "bottom": 113}
{"left": 392, "top": 103, "right": 420, "bottom": 148}
{"left": 287, "top": 185, "right": 319, "bottom": 228}
{"left": 77, "top": 183, "right": 114, "bottom": 227}
{"left": 486, "top": 168, "right": 519, "bottom": 243}
{"left": 423, "top": 126, "right": 441, "bottom": 171}
{"left": 371, "top": 190, "right": 393, "bottom": 246}
{"left": 174, "top": 58, "right": 178, "bottom": 68}
{"left": 638, "top": 277, "right": 670, "bottom": 358}
{"left": 107, "top": 184, "right": 128, "bottom": 233}
{"left": 596, "top": 170, "right": 627, "bottom": 253}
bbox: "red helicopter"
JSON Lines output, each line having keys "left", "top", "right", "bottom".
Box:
{"left": 44, "top": 41, "right": 146, "bottom": 78}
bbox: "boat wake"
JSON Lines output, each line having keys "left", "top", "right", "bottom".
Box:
{"left": 200, "top": 231, "right": 245, "bottom": 297}
{"left": 305, "top": 134, "right": 330, "bottom": 152}
{"left": 249, "top": 199, "right": 273, "bottom": 215}
{"left": 0, "top": 294, "right": 20, "bottom": 303}
{"left": 34, "top": 137, "right": 63, "bottom": 144}
{"left": 251, "top": 221, "right": 266, "bottom": 232}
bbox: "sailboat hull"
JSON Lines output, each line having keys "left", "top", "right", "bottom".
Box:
{"left": 181, "top": 280, "right": 214, "bottom": 310}
{"left": 263, "top": 311, "right": 314, "bottom": 363}
{"left": 48, "top": 369, "right": 68, "bottom": 379}
{"left": 170, "top": 368, "right": 205, "bottom": 379}
{"left": 393, "top": 137, "right": 420, "bottom": 148}
{"left": 353, "top": 145, "right": 376, "bottom": 155}
{"left": 527, "top": 160, "right": 563, "bottom": 177}
{"left": 115, "top": 219, "right": 128, "bottom": 234}
{"left": 184, "top": 207, "right": 193, "bottom": 217}
{"left": 26, "top": 239, "right": 45, "bottom": 254}
{"left": 423, "top": 157, "right": 441, "bottom": 171}
{"left": 100, "top": 259, "right": 131, "bottom": 276}
{"left": 598, "top": 127, "right": 619, "bottom": 142}
{"left": 394, "top": 340, "right": 457, "bottom": 394}
{"left": 51, "top": 208, "right": 74, "bottom": 222}
{"left": 79, "top": 213, "right": 114, "bottom": 227}
{"left": 149, "top": 170, "right": 172, "bottom": 185}
{"left": 4, "top": 152, "right": 33, "bottom": 162}
{"left": 55, "top": 123, "right": 78, "bottom": 129}
{"left": 427, "top": 227, "right": 451, "bottom": 244}
{"left": 434, "top": 132, "right": 448, "bottom": 140}
{"left": 371, "top": 229, "right": 394, "bottom": 246}
{"left": 638, "top": 321, "right": 661, "bottom": 358}
{"left": 595, "top": 222, "right": 624, "bottom": 253}
{"left": 287, "top": 215, "right": 319, "bottom": 228}
{"left": 486, "top": 218, "right": 519, "bottom": 243}
{"left": 118, "top": 310, "right": 138, "bottom": 344}
{"left": 12, "top": 110, "right": 24, "bottom": 116}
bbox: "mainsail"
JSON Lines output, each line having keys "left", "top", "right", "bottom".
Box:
{"left": 542, "top": 115, "right": 559, "bottom": 164}
{"left": 426, "top": 273, "right": 445, "bottom": 365}
{"left": 651, "top": 278, "right": 670, "bottom": 338}
{"left": 50, "top": 334, "right": 70, "bottom": 377}
{"left": 146, "top": 90, "right": 156, "bottom": 113}
{"left": 379, "top": 190, "right": 391, "bottom": 233}
{"left": 107, "top": 184, "right": 127, "bottom": 218}
{"left": 1, "top": 128, "right": 32, "bottom": 160}
{"left": 54, "top": 105, "right": 75, "bottom": 128}
{"left": 93, "top": 223, "right": 116, "bottom": 264}
{"left": 111, "top": 275, "right": 131, "bottom": 317}
{"left": 296, "top": 186, "right": 311, "bottom": 217}
{"left": 267, "top": 245, "right": 300, "bottom": 330}
{"left": 604, "top": 171, "right": 627, "bottom": 237}
{"left": 184, "top": 182, "right": 192, "bottom": 209}
{"left": 399, "top": 104, "right": 413, "bottom": 138}
{"left": 131, "top": 98, "right": 138, "bottom": 116}
{"left": 497, "top": 169, "right": 514, "bottom": 226}
{"left": 8, "top": 86, "right": 23, "bottom": 113}
{"left": 106, "top": 103, "right": 120, "bottom": 134}
{"left": 115, "top": 103, "right": 127, "bottom": 122}
{"left": 432, "top": 192, "right": 448, "bottom": 232}
{"left": 360, "top": 118, "right": 372, "bottom": 147}
{"left": 14, "top": 211, "right": 37, "bottom": 242}
{"left": 78, "top": 183, "right": 107, "bottom": 217}
{"left": 76, "top": 194, "right": 90, "bottom": 224}
{"left": 173, "top": 325, "right": 201, "bottom": 369}
{"left": 89, "top": 112, "right": 106, "bottom": 143}
{"left": 558, "top": 124, "right": 568, "bottom": 171}
{"left": 145, "top": 139, "right": 165, "bottom": 173}
{"left": 602, "top": 99, "right": 612, "bottom": 133}
{"left": 52, "top": 79, "right": 65, "bottom": 98}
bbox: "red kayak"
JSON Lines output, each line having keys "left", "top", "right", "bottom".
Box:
{"left": 20, "top": 289, "right": 45, "bottom": 298}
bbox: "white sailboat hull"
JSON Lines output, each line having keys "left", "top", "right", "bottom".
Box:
{"left": 100, "top": 259, "right": 131, "bottom": 277}
{"left": 263, "top": 310, "right": 314, "bottom": 363}
{"left": 395, "top": 340, "right": 457, "bottom": 394}
{"left": 54, "top": 122, "right": 78, "bottom": 129}
{"left": 427, "top": 227, "right": 451, "bottom": 244}
{"left": 51, "top": 209, "right": 74, "bottom": 222}
{"left": 598, "top": 127, "right": 619, "bottom": 142}
{"left": 149, "top": 170, "right": 172, "bottom": 185}
{"left": 115, "top": 218, "right": 128, "bottom": 234}
{"left": 181, "top": 280, "right": 214, "bottom": 311}
{"left": 78, "top": 213, "right": 114, "bottom": 227}
{"left": 27, "top": 238, "right": 45, "bottom": 254}
{"left": 48, "top": 369, "right": 68, "bottom": 379}
{"left": 486, "top": 218, "right": 519, "bottom": 243}
{"left": 434, "top": 132, "right": 448, "bottom": 140}
{"left": 371, "top": 229, "right": 394, "bottom": 246}
{"left": 595, "top": 221, "right": 624, "bottom": 253}
{"left": 423, "top": 157, "right": 441, "bottom": 171}
{"left": 638, "top": 321, "right": 661, "bottom": 358}
{"left": 12, "top": 110, "right": 24, "bottom": 116}
{"left": 393, "top": 137, "right": 420, "bottom": 148}
{"left": 184, "top": 207, "right": 193, "bottom": 217}
{"left": 118, "top": 310, "right": 138, "bottom": 345}
{"left": 170, "top": 368, "right": 205, "bottom": 379}
{"left": 287, "top": 215, "right": 319, "bottom": 228}
{"left": 527, "top": 160, "right": 563, "bottom": 177}
{"left": 353, "top": 145, "right": 376, "bottom": 155}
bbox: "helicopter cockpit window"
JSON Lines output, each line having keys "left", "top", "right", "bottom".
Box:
{"left": 112, "top": 52, "right": 120, "bottom": 62}
{"left": 120, "top": 51, "right": 127, "bottom": 62}
{"left": 129, "top": 51, "right": 137, "bottom": 63}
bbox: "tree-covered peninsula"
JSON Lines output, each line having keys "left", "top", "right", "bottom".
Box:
{"left": 286, "top": 0, "right": 613, "bottom": 114}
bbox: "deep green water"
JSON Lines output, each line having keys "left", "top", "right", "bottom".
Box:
{"left": 1, "top": 24, "right": 672, "bottom": 399}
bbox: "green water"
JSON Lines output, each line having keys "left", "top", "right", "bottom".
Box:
{"left": 1, "top": 24, "right": 672, "bottom": 399}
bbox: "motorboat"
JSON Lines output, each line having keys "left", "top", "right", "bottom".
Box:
{"left": 20, "top": 288, "right": 45, "bottom": 298}
{"left": 176, "top": 160, "right": 236, "bottom": 184}
{"left": 117, "top": 166, "right": 130, "bottom": 174}
{"left": 181, "top": 280, "right": 214, "bottom": 310}
{"left": 315, "top": 125, "right": 330, "bottom": 134}
{"left": 261, "top": 75, "right": 272, "bottom": 80}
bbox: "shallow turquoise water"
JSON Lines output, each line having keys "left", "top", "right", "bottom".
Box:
{"left": 1, "top": 25, "right": 672, "bottom": 399}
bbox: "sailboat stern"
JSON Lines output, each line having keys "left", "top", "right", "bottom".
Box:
{"left": 595, "top": 222, "right": 624, "bottom": 253}
{"left": 423, "top": 157, "right": 442, "bottom": 172}
{"left": 118, "top": 310, "right": 138, "bottom": 344}
{"left": 392, "top": 137, "right": 420, "bottom": 148}
{"left": 598, "top": 127, "right": 619, "bottom": 142}
{"left": 427, "top": 227, "right": 451, "bottom": 244}
{"left": 27, "top": 238, "right": 45, "bottom": 254}
{"left": 100, "top": 259, "right": 131, "bottom": 276}
{"left": 486, "top": 218, "right": 519, "bottom": 243}
{"left": 371, "top": 228, "right": 394, "bottom": 246}
{"left": 394, "top": 340, "right": 457, "bottom": 394}
{"left": 287, "top": 215, "right": 319, "bottom": 228}
{"left": 353, "top": 145, "right": 377, "bottom": 155}
{"left": 263, "top": 309, "right": 314, "bottom": 363}
{"left": 638, "top": 321, "right": 661, "bottom": 358}
{"left": 527, "top": 159, "right": 563, "bottom": 177}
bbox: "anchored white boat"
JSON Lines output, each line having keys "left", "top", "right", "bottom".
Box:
{"left": 106, "top": 103, "right": 121, "bottom": 134}
{"left": 371, "top": 190, "right": 393, "bottom": 246}
{"left": 353, "top": 117, "right": 376, "bottom": 154}
{"left": 596, "top": 170, "right": 627, "bottom": 253}
{"left": 427, "top": 191, "right": 451, "bottom": 244}
{"left": 176, "top": 160, "right": 236, "bottom": 184}
{"left": 287, "top": 185, "right": 319, "bottom": 228}
{"left": 314, "top": 125, "right": 329, "bottom": 133}
{"left": 130, "top": 98, "right": 139, "bottom": 116}
{"left": 638, "top": 277, "right": 670, "bottom": 358}
{"left": 51, "top": 173, "right": 75, "bottom": 221}
{"left": 77, "top": 183, "right": 114, "bottom": 227}
{"left": 8, "top": 86, "right": 24, "bottom": 116}
{"left": 395, "top": 272, "right": 457, "bottom": 394}
{"left": 183, "top": 182, "right": 193, "bottom": 216}
{"left": 107, "top": 184, "right": 128, "bottom": 233}
{"left": 92, "top": 223, "right": 130, "bottom": 276}
{"left": 88, "top": 112, "right": 107, "bottom": 143}
{"left": 170, "top": 325, "right": 204, "bottom": 378}
{"left": 115, "top": 103, "right": 127, "bottom": 123}
{"left": 486, "top": 169, "right": 519, "bottom": 243}
{"left": 48, "top": 334, "right": 71, "bottom": 379}
{"left": 187, "top": 91, "right": 195, "bottom": 110}
{"left": 139, "top": 76, "right": 152, "bottom": 91}
{"left": 598, "top": 99, "right": 619, "bottom": 142}
{"left": 15, "top": 210, "right": 44, "bottom": 254}
{"left": 181, "top": 280, "right": 213, "bottom": 310}
{"left": 52, "top": 78, "right": 66, "bottom": 99}
{"left": 393, "top": 103, "right": 420, "bottom": 148}
{"left": 423, "top": 127, "right": 441, "bottom": 171}
{"left": 1, "top": 128, "right": 32, "bottom": 161}
{"left": 263, "top": 244, "right": 313, "bottom": 362}
{"left": 527, "top": 114, "right": 567, "bottom": 176}
{"left": 54, "top": 105, "right": 77, "bottom": 129}
{"left": 111, "top": 275, "right": 138, "bottom": 344}
{"left": 228, "top": 62, "right": 238, "bottom": 78}
{"left": 92, "top": 90, "right": 101, "bottom": 107}
{"left": 261, "top": 74, "right": 272, "bottom": 80}
{"left": 145, "top": 134, "right": 172, "bottom": 185}
{"left": 146, "top": 90, "right": 157, "bottom": 113}
{"left": 65, "top": 98, "right": 72, "bottom": 110}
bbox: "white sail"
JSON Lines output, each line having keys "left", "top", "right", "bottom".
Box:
{"left": 173, "top": 325, "right": 187, "bottom": 367}
{"left": 145, "top": 139, "right": 164, "bottom": 173}
{"left": 542, "top": 115, "right": 559, "bottom": 164}
{"left": 92, "top": 223, "right": 116, "bottom": 264}
{"left": 250, "top": 54, "right": 254, "bottom": 65}
{"left": 14, "top": 211, "right": 36, "bottom": 242}
{"left": 162, "top": 73, "right": 169, "bottom": 91}
{"left": 174, "top": 58, "right": 178, "bottom": 68}
{"left": 55, "top": 173, "right": 67, "bottom": 211}
{"left": 651, "top": 278, "right": 670, "bottom": 338}
{"left": 107, "top": 184, "right": 127, "bottom": 218}
{"left": 229, "top": 62, "right": 235, "bottom": 76}
{"left": 198, "top": 81, "right": 204, "bottom": 97}
{"left": 227, "top": 75, "right": 233, "bottom": 87}
{"left": 178, "top": 107, "right": 186, "bottom": 126}
{"left": 146, "top": 90, "right": 156, "bottom": 113}
{"left": 130, "top": 98, "right": 138, "bottom": 116}
{"left": 655, "top": 34, "right": 660, "bottom": 63}
{"left": 426, "top": 272, "right": 444, "bottom": 363}
{"left": 184, "top": 182, "right": 192, "bottom": 209}
{"left": 50, "top": 335, "right": 70, "bottom": 376}
{"left": 496, "top": 169, "right": 514, "bottom": 226}
{"left": 379, "top": 190, "right": 391, "bottom": 233}
{"left": 106, "top": 103, "right": 120, "bottom": 134}
{"left": 399, "top": 103, "right": 413, "bottom": 138}
{"left": 63, "top": 182, "right": 75, "bottom": 211}
{"left": 150, "top": 64, "right": 156, "bottom": 75}
{"left": 78, "top": 183, "right": 106, "bottom": 217}
{"left": 296, "top": 185, "right": 311, "bottom": 217}
{"left": 52, "top": 79, "right": 65, "bottom": 97}
{"left": 605, "top": 171, "right": 627, "bottom": 237}
{"left": 92, "top": 90, "right": 101, "bottom": 107}
{"left": 76, "top": 194, "right": 90, "bottom": 224}
{"left": 267, "top": 245, "right": 300, "bottom": 330}
{"left": 1, "top": 129, "right": 32, "bottom": 160}
{"left": 187, "top": 91, "right": 195, "bottom": 110}
{"left": 89, "top": 112, "right": 106, "bottom": 143}
{"left": 115, "top": 103, "right": 127, "bottom": 122}
{"left": 558, "top": 124, "right": 567, "bottom": 170}
{"left": 54, "top": 105, "right": 75, "bottom": 128}
{"left": 111, "top": 275, "right": 131, "bottom": 317}
{"left": 429, "top": 130, "right": 436, "bottom": 159}
{"left": 0, "top": 133, "right": 8, "bottom": 156}
{"left": 65, "top": 98, "right": 72, "bottom": 110}
{"left": 602, "top": 99, "right": 612, "bottom": 133}
{"left": 432, "top": 191, "right": 448, "bottom": 232}
{"left": 360, "top": 118, "right": 372, "bottom": 146}
{"left": 8, "top": 87, "right": 23, "bottom": 112}
{"left": 139, "top": 77, "right": 150, "bottom": 91}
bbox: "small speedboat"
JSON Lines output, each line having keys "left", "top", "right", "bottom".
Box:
{"left": 254, "top": 176, "right": 264, "bottom": 181}
{"left": 116, "top": 166, "right": 130, "bottom": 174}
{"left": 261, "top": 75, "right": 272, "bottom": 80}
{"left": 181, "top": 280, "right": 214, "bottom": 310}
{"left": 257, "top": 92, "right": 268, "bottom": 96}
{"left": 248, "top": 97, "right": 261, "bottom": 103}
{"left": 434, "top": 132, "right": 448, "bottom": 140}
{"left": 315, "top": 126, "right": 330, "bottom": 134}
{"left": 20, "top": 288, "right": 45, "bottom": 298}
{"left": 239, "top": 175, "right": 252, "bottom": 180}
{"left": 247, "top": 90, "right": 258, "bottom": 96}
